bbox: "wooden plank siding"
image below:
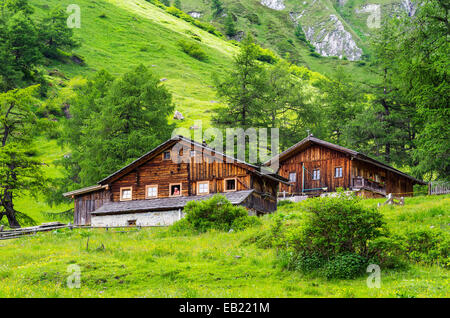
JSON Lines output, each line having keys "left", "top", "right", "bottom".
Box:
{"left": 74, "top": 189, "right": 111, "bottom": 225}
{"left": 278, "top": 144, "right": 352, "bottom": 194}
{"left": 69, "top": 137, "right": 288, "bottom": 225}
{"left": 277, "top": 143, "right": 415, "bottom": 197}
{"left": 351, "top": 159, "right": 414, "bottom": 196}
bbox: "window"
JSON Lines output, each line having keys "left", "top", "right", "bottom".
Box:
{"left": 197, "top": 181, "right": 209, "bottom": 194}
{"left": 289, "top": 172, "right": 297, "bottom": 183}
{"left": 170, "top": 183, "right": 182, "bottom": 197}
{"left": 120, "top": 187, "right": 132, "bottom": 201}
{"left": 127, "top": 220, "right": 136, "bottom": 227}
{"left": 312, "top": 169, "right": 320, "bottom": 180}
{"left": 163, "top": 151, "right": 171, "bottom": 160}
{"left": 334, "top": 167, "right": 343, "bottom": 178}
{"left": 224, "top": 178, "right": 236, "bottom": 192}
{"left": 145, "top": 185, "right": 158, "bottom": 199}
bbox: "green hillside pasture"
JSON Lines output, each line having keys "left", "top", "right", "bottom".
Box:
{"left": 0, "top": 195, "right": 448, "bottom": 297}
{"left": 31, "top": 0, "right": 238, "bottom": 128}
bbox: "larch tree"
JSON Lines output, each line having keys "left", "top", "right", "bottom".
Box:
{"left": 0, "top": 85, "right": 47, "bottom": 228}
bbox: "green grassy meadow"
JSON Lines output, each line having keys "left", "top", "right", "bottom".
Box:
{"left": 1, "top": 195, "right": 448, "bottom": 298}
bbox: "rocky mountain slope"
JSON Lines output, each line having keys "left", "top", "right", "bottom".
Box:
{"left": 181, "top": 0, "right": 417, "bottom": 62}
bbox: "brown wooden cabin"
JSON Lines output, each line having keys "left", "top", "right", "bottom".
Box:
{"left": 63, "top": 135, "right": 289, "bottom": 226}
{"left": 267, "top": 135, "right": 426, "bottom": 198}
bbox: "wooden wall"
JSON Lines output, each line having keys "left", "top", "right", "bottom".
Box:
{"left": 278, "top": 144, "right": 351, "bottom": 194}
{"left": 352, "top": 160, "right": 414, "bottom": 196}
{"left": 72, "top": 141, "right": 281, "bottom": 224}
{"left": 74, "top": 189, "right": 111, "bottom": 225}
{"left": 108, "top": 143, "right": 278, "bottom": 210}
{"left": 277, "top": 143, "right": 415, "bottom": 197}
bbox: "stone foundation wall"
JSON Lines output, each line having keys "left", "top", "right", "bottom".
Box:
{"left": 91, "top": 210, "right": 183, "bottom": 227}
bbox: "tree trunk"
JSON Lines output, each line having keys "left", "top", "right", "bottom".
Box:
{"left": 2, "top": 190, "right": 20, "bottom": 228}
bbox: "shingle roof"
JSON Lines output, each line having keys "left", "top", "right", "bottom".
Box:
{"left": 91, "top": 190, "right": 254, "bottom": 215}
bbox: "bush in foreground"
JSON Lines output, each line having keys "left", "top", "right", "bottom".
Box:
{"left": 276, "top": 191, "right": 388, "bottom": 279}
{"left": 171, "top": 194, "right": 260, "bottom": 233}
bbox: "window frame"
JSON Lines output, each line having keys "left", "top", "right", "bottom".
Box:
{"left": 145, "top": 184, "right": 158, "bottom": 199}
{"left": 334, "top": 167, "right": 343, "bottom": 179}
{"left": 224, "top": 177, "right": 237, "bottom": 192}
{"left": 120, "top": 186, "right": 133, "bottom": 201}
{"left": 312, "top": 169, "right": 320, "bottom": 181}
{"left": 169, "top": 183, "right": 182, "bottom": 197}
{"left": 197, "top": 181, "right": 210, "bottom": 195}
{"left": 289, "top": 172, "right": 297, "bottom": 183}
{"left": 162, "top": 150, "right": 171, "bottom": 160}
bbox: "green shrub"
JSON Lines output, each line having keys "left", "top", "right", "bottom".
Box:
{"left": 166, "top": 218, "right": 197, "bottom": 236}
{"left": 277, "top": 200, "right": 293, "bottom": 207}
{"left": 300, "top": 192, "right": 385, "bottom": 258}
{"left": 183, "top": 194, "right": 250, "bottom": 232}
{"left": 231, "top": 215, "right": 261, "bottom": 231}
{"left": 403, "top": 229, "right": 449, "bottom": 267}
{"left": 255, "top": 46, "right": 278, "bottom": 64}
{"left": 178, "top": 40, "right": 208, "bottom": 61}
{"left": 294, "top": 252, "right": 327, "bottom": 273}
{"left": 245, "top": 13, "right": 260, "bottom": 25}
{"left": 275, "top": 192, "right": 387, "bottom": 279}
{"left": 368, "top": 236, "right": 407, "bottom": 269}
{"left": 324, "top": 253, "right": 367, "bottom": 279}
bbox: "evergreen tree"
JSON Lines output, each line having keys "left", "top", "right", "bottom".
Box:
{"left": 0, "top": 85, "right": 47, "bottom": 228}
{"left": 213, "top": 35, "right": 264, "bottom": 129}
{"left": 211, "top": 0, "right": 224, "bottom": 18}
{"left": 59, "top": 65, "right": 175, "bottom": 188}
{"left": 173, "top": 0, "right": 182, "bottom": 10}
{"left": 391, "top": 0, "right": 449, "bottom": 180}
{"left": 294, "top": 23, "right": 306, "bottom": 43}
{"left": 5, "top": 11, "right": 42, "bottom": 81}
{"left": 224, "top": 13, "right": 237, "bottom": 37}
{"left": 38, "top": 7, "right": 79, "bottom": 59}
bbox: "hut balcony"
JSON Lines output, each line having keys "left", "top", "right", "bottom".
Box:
{"left": 352, "top": 177, "right": 386, "bottom": 195}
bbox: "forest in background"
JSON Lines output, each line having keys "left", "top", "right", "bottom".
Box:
{"left": 0, "top": 0, "right": 448, "bottom": 228}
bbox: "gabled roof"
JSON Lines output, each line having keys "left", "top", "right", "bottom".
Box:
{"left": 91, "top": 190, "right": 254, "bottom": 215}
{"left": 98, "top": 135, "right": 289, "bottom": 186}
{"left": 267, "top": 135, "right": 426, "bottom": 185}
{"left": 63, "top": 185, "right": 108, "bottom": 198}
{"left": 64, "top": 136, "right": 290, "bottom": 198}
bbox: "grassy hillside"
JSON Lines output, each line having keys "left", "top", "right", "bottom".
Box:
{"left": 0, "top": 195, "right": 448, "bottom": 297}
{"left": 181, "top": 0, "right": 379, "bottom": 82}
{"left": 33, "top": 0, "right": 240, "bottom": 128}
{"left": 7, "top": 0, "right": 240, "bottom": 225}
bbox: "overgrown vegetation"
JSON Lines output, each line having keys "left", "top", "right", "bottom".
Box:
{"left": 170, "top": 195, "right": 260, "bottom": 234}
{"left": 244, "top": 194, "right": 449, "bottom": 282}
{"left": 274, "top": 192, "right": 386, "bottom": 279}
{"left": 0, "top": 195, "right": 448, "bottom": 297}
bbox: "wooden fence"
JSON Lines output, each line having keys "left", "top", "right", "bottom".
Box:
{"left": 428, "top": 181, "right": 450, "bottom": 195}
{"left": 0, "top": 222, "right": 68, "bottom": 240}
